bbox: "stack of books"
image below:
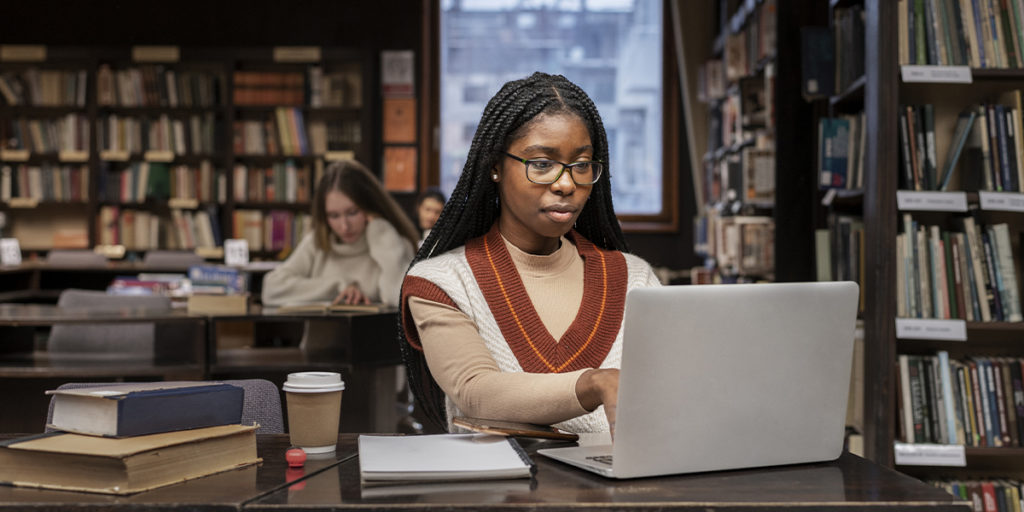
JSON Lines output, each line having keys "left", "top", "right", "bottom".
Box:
{"left": 0, "top": 381, "right": 260, "bottom": 495}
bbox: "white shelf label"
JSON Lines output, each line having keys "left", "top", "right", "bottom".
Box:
{"left": 0, "top": 238, "right": 22, "bottom": 266}
{"left": 8, "top": 197, "right": 38, "bottom": 208}
{"left": 100, "top": 150, "right": 130, "bottom": 162}
{"left": 58, "top": 150, "right": 89, "bottom": 163}
{"left": 144, "top": 150, "right": 174, "bottom": 162}
{"left": 168, "top": 197, "right": 199, "bottom": 210}
{"left": 894, "top": 442, "right": 966, "bottom": 466}
{"left": 895, "top": 318, "right": 968, "bottom": 341}
{"left": 131, "top": 45, "right": 180, "bottom": 63}
{"left": 195, "top": 246, "right": 223, "bottom": 259}
{"left": 93, "top": 244, "right": 125, "bottom": 259}
{"left": 324, "top": 150, "right": 355, "bottom": 162}
{"left": 897, "top": 190, "right": 969, "bottom": 211}
{"left": 0, "top": 45, "right": 46, "bottom": 62}
{"left": 273, "top": 46, "right": 321, "bottom": 63}
{"left": 224, "top": 238, "right": 249, "bottom": 267}
{"left": 0, "top": 149, "right": 30, "bottom": 162}
{"left": 901, "top": 65, "right": 973, "bottom": 83}
{"left": 978, "top": 190, "right": 1024, "bottom": 211}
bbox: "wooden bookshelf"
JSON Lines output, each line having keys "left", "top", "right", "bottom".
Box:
{"left": 0, "top": 45, "right": 383, "bottom": 261}
{"left": 861, "top": 0, "right": 1024, "bottom": 489}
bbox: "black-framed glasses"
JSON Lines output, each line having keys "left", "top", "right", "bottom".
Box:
{"left": 503, "top": 152, "right": 603, "bottom": 185}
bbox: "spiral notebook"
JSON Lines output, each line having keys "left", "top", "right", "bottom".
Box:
{"left": 358, "top": 434, "right": 535, "bottom": 483}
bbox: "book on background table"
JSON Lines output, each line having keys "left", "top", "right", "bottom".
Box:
{"left": 0, "top": 424, "right": 259, "bottom": 495}
{"left": 273, "top": 301, "right": 387, "bottom": 314}
{"left": 358, "top": 434, "right": 536, "bottom": 484}
{"left": 46, "top": 381, "right": 244, "bottom": 437}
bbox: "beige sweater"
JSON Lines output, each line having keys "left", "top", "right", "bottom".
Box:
{"left": 261, "top": 218, "right": 414, "bottom": 307}
{"left": 408, "top": 236, "right": 593, "bottom": 424}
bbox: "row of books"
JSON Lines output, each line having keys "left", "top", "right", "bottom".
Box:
{"left": 0, "top": 164, "right": 89, "bottom": 202}
{"left": 308, "top": 65, "right": 363, "bottom": 108}
{"left": 818, "top": 113, "right": 867, "bottom": 190}
{"left": 815, "top": 215, "right": 866, "bottom": 311}
{"left": 898, "top": 352, "right": 1024, "bottom": 448}
{"left": 96, "top": 65, "right": 223, "bottom": 108}
{"left": 232, "top": 162, "right": 311, "bottom": 203}
{"left": 928, "top": 479, "right": 1024, "bottom": 512}
{"left": 897, "top": 0, "right": 1024, "bottom": 68}
{"left": 833, "top": 5, "right": 865, "bottom": 95}
{"left": 694, "top": 212, "right": 774, "bottom": 278}
{"left": 232, "top": 70, "right": 305, "bottom": 106}
{"left": 721, "top": 0, "right": 776, "bottom": 82}
{"left": 232, "top": 209, "right": 311, "bottom": 252}
{"left": 97, "top": 205, "right": 223, "bottom": 250}
{"left": 2, "top": 115, "right": 90, "bottom": 154}
{"left": 97, "top": 113, "right": 219, "bottom": 156}
{"left": 897, "top": 215, "right": 1022, "bottom": 322}
{"left": 0, "top": 68, "right": 88, "bottom": 107}
{"left": 703, "top": 145, "right": 775, "bottom": 207}
{"left": 100, "top": 161, "right": 225, "bottom": 204}
{"left": 232, "top": 107, "right": 308, "bottom": 156}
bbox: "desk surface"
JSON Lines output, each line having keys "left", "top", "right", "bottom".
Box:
{"left": 0, "top": 303, "right": 397, "bottom": 325}
{"left": 0, "top": 434, "right": 970, "bottom": 512}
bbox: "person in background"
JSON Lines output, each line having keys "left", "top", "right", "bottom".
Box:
{"left": 398, "top": 72, "right": 661, "bottom": 435}
{"left": 415, "top": 188, "right": 446, "bottom": 246}
{"left": 261, "top": 160, "right": 418, "bottom": 307}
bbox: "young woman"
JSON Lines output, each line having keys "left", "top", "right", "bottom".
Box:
{"left": 415, "top": 188, "right": 446, "bottom": 245}
{"left": 261, "top": 159, "right": 418, "bottom": 307}
{"left": 400, "top": 72, "right": 661, "bottom": 434}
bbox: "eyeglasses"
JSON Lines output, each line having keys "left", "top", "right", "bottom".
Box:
{"left": 503, "top": 152, "right": 603, "bottom": 185}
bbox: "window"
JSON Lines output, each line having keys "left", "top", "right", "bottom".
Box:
{"left": 439, "top": 0, "right": 668, "bottom": 218}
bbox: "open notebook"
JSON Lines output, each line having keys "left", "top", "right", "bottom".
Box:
{"left": 538, "top": 282, "right": 859, "bottom": 479}
{"left": 358, "top": 434, "right": 535, "bottom": 483}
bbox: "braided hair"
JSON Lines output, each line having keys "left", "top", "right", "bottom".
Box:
{"left": 399, "top": 72, "right": 629, "bottom": 431}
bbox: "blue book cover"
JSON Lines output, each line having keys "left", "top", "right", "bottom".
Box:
{"left": 188, "top": 264, "right": 248, "bottom": 293}
{"left": 47, "top": 381, "right": 244, "bottom": 437}
{"left": 819, "top": 117, "right": 850, "bottom": 189}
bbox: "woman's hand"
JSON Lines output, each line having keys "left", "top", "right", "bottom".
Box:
{"left": 575, "top": 368, "right": 620, "bottom": 438}
{"left": 333, "top": 283, "right": 371, "bottom": 305}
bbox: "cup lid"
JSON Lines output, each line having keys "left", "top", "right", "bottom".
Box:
{"left": 282, "top": 371, "right": 345, "bottom": 393}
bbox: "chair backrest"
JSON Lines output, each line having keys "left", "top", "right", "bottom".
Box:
{"left": 48, "top": 289, "right": 172, "bottom": 357}
{"left": 45, "top": 379, "right": 285, "bottom": 434}
{"left": 46, "top": 250, "right": 107, "bottom": 268}
{"left": 142, "top": 250, "right": 204, "bottom": 269}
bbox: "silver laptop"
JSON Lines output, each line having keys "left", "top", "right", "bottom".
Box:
{"left": 537, "top": 282, "right": 859, "bottom": 479}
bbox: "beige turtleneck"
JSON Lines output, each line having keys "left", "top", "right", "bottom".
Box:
{"left": 408, "top": 235, "right": 592, "bottom": 424}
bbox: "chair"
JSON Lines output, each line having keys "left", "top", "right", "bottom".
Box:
{"left": 47, "top": 289, "right": 171, "bottom": 359}
{"left": 46, "top": 250, "right": 107, "bottom": 268}
{"left": 45, "top": 379, "right": 285, "bottom": 434}
{"left": 142, "top": 250, "right": 204, "bottom": 269}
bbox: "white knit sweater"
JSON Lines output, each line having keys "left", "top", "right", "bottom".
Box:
{"left": 261, "top": 218, "right": 414, "bottom": 306}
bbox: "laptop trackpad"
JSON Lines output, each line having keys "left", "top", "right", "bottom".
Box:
{"left": 537, "top": 444, "right": 615, "bottom": 477}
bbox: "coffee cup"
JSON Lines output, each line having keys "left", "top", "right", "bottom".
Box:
{"left": 282, "top": 372, "right": 345, "bottom": 454}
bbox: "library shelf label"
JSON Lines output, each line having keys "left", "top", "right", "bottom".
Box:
{"left": 7, "top": 198, "right": 38, "bottom": 209}
{"left": 978, "top": 191, "right": 1024, "bottom": 212}
{"left": 896, "top": 191, "right": 969, "bottom": 212}
{"left": 273, "top": 46, "right": 321, "bottom": 63}
{"left": 144, "top": 150, "right": 175, "bottom": 163}
{"left": 893, "top": 442, "right": 966, "bottom": 466}
{"left": 168, "top": 198, "right": 199, "bottom": 210}
{"left": 324, "top": 150, "right": 356, "bottom": 162}
{"left": 895, "top": 318, "right": 967, "bottom": 341}
{"left": 0, "top": 149, "right": 30, "bottom": 162}
{"left": 821, "top": 188, "right": 838, "bottom": 206}
{"left": 900, "top": 65, "right": 972, "bottom": 84}
{"left": 0, "top": 45, "right": 46, "bottom": 62}
{"left": 58, "top": 150, "right": 88, "bottom": 163}
{"left": 100, "top": 150, "right": 130, "bottom": 162}
{"left": 131, "top": 45, "right": 180, "bottom": 63}
{"left": 94, "top": 244, "right": 126, "bottom": 259}
{"left": 195, "top": 246, "right": 223, "bottom": 259}
{"left": 0, "top": 238, "right": 22, "bottom": 266}
{"left": 224, "top": 238, "right": 250, "bottom": 267}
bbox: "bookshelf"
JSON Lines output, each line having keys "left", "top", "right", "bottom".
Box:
{"left": 0, "top": 45, "right": 379, "bottom": 261}
{"left": 859, "top": 0, "right": 1024, "bottom": 491}
{"left": 684, "top": 0, "right": 818, "bottom": 284}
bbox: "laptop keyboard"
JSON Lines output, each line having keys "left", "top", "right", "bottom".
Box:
{"left": 586, "top": 455, "right": 613, "bottom": 466}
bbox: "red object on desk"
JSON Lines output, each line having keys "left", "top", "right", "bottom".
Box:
{"left": 285, "top": 448, "right": 306, "bottom": 467}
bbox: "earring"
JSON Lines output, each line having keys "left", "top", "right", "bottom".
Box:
{"left": 492, "top": 174, "right": 499, "bottom": 181}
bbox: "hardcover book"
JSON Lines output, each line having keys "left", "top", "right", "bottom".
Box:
{"left": 0, "top": 424, "right": 258, "bottom": 495}
{"left": 47, "top": 381, "right": 244, "bottom": 437}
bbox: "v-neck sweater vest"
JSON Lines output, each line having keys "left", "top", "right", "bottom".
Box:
{"left": 402, "top": 225, "right": 661, "bottom": 432}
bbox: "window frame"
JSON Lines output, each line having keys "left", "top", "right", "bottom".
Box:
{"left": 418, "top": 0, "right": 681, "bottom": 233}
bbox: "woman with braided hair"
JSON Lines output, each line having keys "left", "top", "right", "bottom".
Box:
{"left": 400, "top": 72, "right": 661, "bottom": 434}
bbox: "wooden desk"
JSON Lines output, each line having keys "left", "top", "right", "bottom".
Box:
{"left": 0, "top": 434, "right": 356, "bottom": 511}
{"left": 249, "top": 438, "right": 971, "bottom": 512}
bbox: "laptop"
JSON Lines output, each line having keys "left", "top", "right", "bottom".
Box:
{"left": 537, "top": 282, "right": 859, "bottom": 479}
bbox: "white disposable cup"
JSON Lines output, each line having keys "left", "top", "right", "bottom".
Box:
{"left": 282, "top": 372, "right": 345, "bottom": 454}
